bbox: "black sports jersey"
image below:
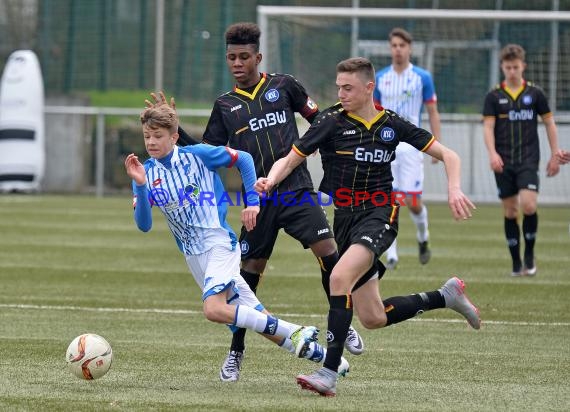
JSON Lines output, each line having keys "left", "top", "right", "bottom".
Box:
{"left": 293, "top": 105, "right": 435, "bottom": 212}
{"left": 483, "top": 80, "right": 552, "bottom": 167}
{"left": 203, "top": 72, "right": 319, "bottom": 193}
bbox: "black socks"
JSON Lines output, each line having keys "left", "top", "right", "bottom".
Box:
{"left": 504, "top": 217, "right": 522, "bottom": 271}
{"left": 318, "top": 252, "right": 339, "bottom": 303}
{"left": 522, "top": 213, "right": 537, "bottom": 267}
{"left": 323, "top": 295, "right": 353, "bottom": 372}
{"left": 383, "top": 291, "right": 445, "bottom": 326}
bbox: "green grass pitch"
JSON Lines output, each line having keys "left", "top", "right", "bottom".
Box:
{"left": 0, "top": 195, "right": 569, "bottom": 411}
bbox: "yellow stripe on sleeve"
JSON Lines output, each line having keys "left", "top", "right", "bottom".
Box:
{"left": 292, "top": 145, "right": 308, "bottom": 158}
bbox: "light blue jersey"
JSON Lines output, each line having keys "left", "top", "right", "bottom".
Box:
{"left": 131, "top": 144, "right": 259, "bottom": 255}
{"left": 373, "top": 63, "right": 437, "bottom": 127}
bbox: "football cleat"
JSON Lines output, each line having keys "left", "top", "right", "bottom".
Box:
{"left": 439, "top": 277, "right": 481, "bottom": 330}
{"left": 290, "top": 326, "right": 319, "bottom": 358}
{"left": 386, "top": 258, "right": 398, "bottom": 270}
{"left": 418, "top": 241, "right": 431, "bottom": 265}
{"left": 337, "top": 357, "right": 350, "bottom": 377}
{"left": 219, "top": 350, "right": 244, "bottom": 382}
{"left": 524, "top": 256, "right": 537, "bottom": 276}
{"left": 296, "top": 367, "right": 338, "bottom": 397}
{"left": 344, "top": 325, "right": 364, "bottom": 355}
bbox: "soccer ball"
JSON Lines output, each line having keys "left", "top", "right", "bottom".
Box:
{"left": 65, "top": 333, "right": 113, "bottom": 380}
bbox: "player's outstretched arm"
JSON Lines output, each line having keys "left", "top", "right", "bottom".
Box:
{"left": 125, "top": 153, "right": 146, "bottom": 185}
{"left": 556, "top": 149, "right": 570, "bottom": 165}
{"left": 231, "top": 149, "right": 260, "bottom": 232}
{"left": 144, "top": 91, "right": 197, "bottom": 146}
{"left": 254, "top": 149, "right": 305, "bottom": 194}
{"left": 145, "top": 91, "right": 176, "bottom": 110}
{"left": 425, "top": 141, "right": 476, "bottom": 221}
{"left": 426, "top": 102, "right": 442, "bottom": 165}
{"left": 125, "top": 153, "right": 152, "bottom": 232}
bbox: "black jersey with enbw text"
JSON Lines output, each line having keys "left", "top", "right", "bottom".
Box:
{"left": 482, "top": 81, "right": 552, "bottom": 167}
{"left": 293, "top": 105, "right": 435, "bottom": 212}
{"left": 203, "top": 72, "right": 318, "bottom": 193}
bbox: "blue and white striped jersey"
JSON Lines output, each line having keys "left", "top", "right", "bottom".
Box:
{"left": 373, "top": 64, "right": 437, "bottom": 128}
{"left": 131, "top": 144, "right": 258, "bottom": 255}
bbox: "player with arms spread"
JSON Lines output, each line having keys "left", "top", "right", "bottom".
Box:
{"left": 256, "top": 57, "right": 480, "bottom": 397}
{"left": 125, "top": 104, "right": 350, "bottom": 377}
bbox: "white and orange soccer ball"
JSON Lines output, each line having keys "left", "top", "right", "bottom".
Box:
{"left": 65, "top": 333, "right": 113, "bottom": 380}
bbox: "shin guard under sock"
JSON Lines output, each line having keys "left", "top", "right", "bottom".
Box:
{"left": 504, "top": 217, "right": 522, "bottom": 271}
{"left": 323, "top": 295, "right": 353, "bottom": 372}
{"left": 383, "top": 291, "right": 445, "bottom": 326}
{"left": 522, "top": 213, "right": 537, "bottom": 267}
{"left": 318, "top": 252, "right": 338, "bottom": 303}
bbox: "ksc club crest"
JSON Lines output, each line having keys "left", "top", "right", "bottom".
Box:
{"left": 522, "top": 95, "right": 532, "bottom": 105}
{"left": 380, "top": 127, "right": 395, "bottom": 142}
{"left": 265, "top": 89, "right": 279, "bottom": 102}
{"left": 240, "top": 241, "right": 250, "bottom": 254}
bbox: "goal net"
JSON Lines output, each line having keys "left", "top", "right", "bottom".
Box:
{"left": 258, "top": 6, "right": 570, "bottom": 204}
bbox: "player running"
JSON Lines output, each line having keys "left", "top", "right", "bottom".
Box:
{"left": 256, "top": 57, "right": 480, "bottom": 397}
{"left": 125, "top": 105, "right": 350, "bottom": 378}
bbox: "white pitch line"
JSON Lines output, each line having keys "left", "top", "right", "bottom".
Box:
{"left": 1, "top": 303, "right": 569, "bottom": 327}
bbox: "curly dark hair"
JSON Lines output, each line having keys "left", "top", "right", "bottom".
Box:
{"left": 225, "top": 22, "right": 261, "bottom": 51}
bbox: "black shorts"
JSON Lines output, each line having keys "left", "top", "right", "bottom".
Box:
{"left": 494, "top": 164, "right": 539, "bottom": 199}
{"left": 239, "top": 190, "right": 334, "bottom": 260}
{"left": 333, "top": 206, "right": 399, "bottom": 285}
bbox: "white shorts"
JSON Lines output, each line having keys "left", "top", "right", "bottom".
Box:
{"left": 184, "top": 245, "right": 264, "bottom": 311}
{"left": 391, "top": 142, "right": 424, "bottom": 195}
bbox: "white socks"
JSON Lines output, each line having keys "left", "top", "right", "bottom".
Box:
{"left": 385, "top": 204, "right": 429, "bottom": 262}
{"left": 233, "top": 305, "right": 298, "bottom": 339}
{"left": 410, "top": 204, "right": 429, "bottom": 243}
{"left": 386, "top": 239, "right": 398, "bottom": 261}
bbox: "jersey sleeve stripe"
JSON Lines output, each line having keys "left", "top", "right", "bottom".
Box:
{"left": 389, "top": 205, "right": 399, "bottom": 225}
{"left": 225, "top": 147, "right": 239, "bottom": 168}
{"left": 235, "top": 126, "right": 249, "bottom": 135}
{"left": 420, "top": 136, "right": 436, "bottom": 152}
{"left": 292, "top": 145, "right": 308, "bottom": 157}
{"left": 541, "top": 112, "right": 554, "bottom": 119}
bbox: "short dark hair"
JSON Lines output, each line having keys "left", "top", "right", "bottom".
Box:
{"left": 500, "top": 44, "right": 526, "bottom": 62}
{"left": 389, "top": 27, "right": 413, "bottom": 44}
{"left": 225, "top": 22, "right": 260, "bottom": 51}
{"left": 336, "top": 57, "right": 375, "bottom": 82}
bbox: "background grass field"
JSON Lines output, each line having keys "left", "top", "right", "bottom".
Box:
{"left": 0, "top": 195, "right": 568, "bottom": 411}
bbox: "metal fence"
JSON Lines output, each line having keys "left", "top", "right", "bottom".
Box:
{"left": 3, "top": 1, "right": 570, "bottom": 111}
{"left": 44, "top": 107, "right": 570, "bottom": 204}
